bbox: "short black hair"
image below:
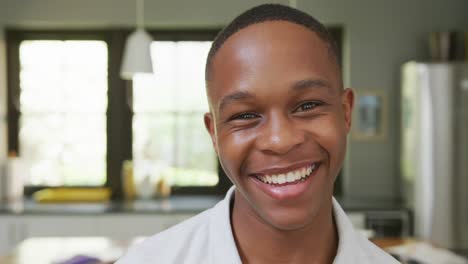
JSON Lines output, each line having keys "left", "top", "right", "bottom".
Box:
{"left": 205, "top": 4, "right": 340, "bottom": 82}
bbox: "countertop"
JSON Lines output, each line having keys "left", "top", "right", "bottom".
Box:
{"left": 0, "top": 195, "right": 409, "bottom": 215}
{"left": 0, "top": 196, "right": 223, "bottom": 215}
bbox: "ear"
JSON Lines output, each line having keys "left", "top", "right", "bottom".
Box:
{"left": 204, "top": 112, "right": 219, "bottom": 154}
{"left": 341, "top": 88, "right": 355, "bottom": 133}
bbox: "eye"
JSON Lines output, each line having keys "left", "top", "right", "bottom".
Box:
{"left": 230, "top": 112, "right": 259, "bottom": 121}
{"left": 295, "top": 101, "right": 322, "bottom": 112}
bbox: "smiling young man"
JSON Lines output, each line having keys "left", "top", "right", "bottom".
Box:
{"left": 118, "top": 4, "right": 398, "bottom": 264}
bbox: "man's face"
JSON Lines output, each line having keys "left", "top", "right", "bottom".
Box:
{"left": 205, "top": 21, "right": 354, "bottom": 230}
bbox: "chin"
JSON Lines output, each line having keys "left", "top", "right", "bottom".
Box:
{"left": 262, "top": 205, "right": 322, "bottom": 231}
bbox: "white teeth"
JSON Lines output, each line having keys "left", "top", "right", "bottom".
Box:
{"left": 278, "top": 174, "right": 286, "bottom": 184}
{"left": 287, "top": 172, "right": 295, "bottom": 182}
{"left": 295, "top": 170, "right": 302, "bottom": 179}
{"left": 272, "top": 175, "right": 278, "bottom": 184}
{"left": 257, "top": 163, "right": 318, "bottom": 185}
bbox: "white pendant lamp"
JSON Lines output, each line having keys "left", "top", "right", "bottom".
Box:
{"left": 120, "top": 0, "right": 153, "bottom": 80}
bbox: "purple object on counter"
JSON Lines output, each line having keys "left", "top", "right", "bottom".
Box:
{"left": 59, "top": 255, "right": 101, "bottom": 264}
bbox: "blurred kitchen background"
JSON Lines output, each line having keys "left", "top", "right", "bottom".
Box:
{"left": 0, "top": 0, "right": 467, "bottom": 263}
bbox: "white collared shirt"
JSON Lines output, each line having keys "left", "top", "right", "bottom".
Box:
{"left": 117, "top": 186, "right": 399, "bottom": 264}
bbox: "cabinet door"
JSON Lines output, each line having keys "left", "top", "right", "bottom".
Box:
{"left": 96, "top": 214, "right": 193, "bottom": 239}
{"left": 22, "top": 216, "right": 97, "bottom": 237}
{"left": 0, "top": 216, "right": 20, "bottom": 256}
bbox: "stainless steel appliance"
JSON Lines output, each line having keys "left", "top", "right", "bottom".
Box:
{"left": 401, "top": 62, "right": 468, "bottom": 250}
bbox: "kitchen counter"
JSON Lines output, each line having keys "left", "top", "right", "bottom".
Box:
{"left": 0, "top": 195, "right": 409, "bottom": 215}
{"left": 0, "top": 195, "right": 223, "bottom": 215}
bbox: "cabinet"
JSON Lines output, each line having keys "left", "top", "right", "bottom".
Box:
{"left": 95, "top": 214, "right": 192, "bottom": 239}
{"left": 22, "top": 216, "right": 98, "bottom": 237}
{"left": 0, "top": 209, "right": 410, "bottom": 256}
{"left": 0, "top": 213, "right": 194, "bottom": 255}
{"left": 0, "top": 216, "right": 23, "bottom": 255}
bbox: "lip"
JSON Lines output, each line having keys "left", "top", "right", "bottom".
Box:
{"left": 249, "top": 162, "right": 320, "bottom": 201}
{"left": 249, "top": 160, "right": 317, "bottom": 176}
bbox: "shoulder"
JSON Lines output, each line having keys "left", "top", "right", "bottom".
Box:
{"left": 117, "top": 187, "right": 239, "bottom": 264}
{"left": 116, "top": 208, "right": 214, "bottom": 264}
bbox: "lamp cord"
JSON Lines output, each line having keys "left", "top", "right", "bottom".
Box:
{"left": 136, "top": 0, "right": 144, "bottom": 29}
{"left": 288, "top": 0, "right": 297, "bottom": 8}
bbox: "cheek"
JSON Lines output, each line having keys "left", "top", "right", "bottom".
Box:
{"left": 217, "top": 129, "right": 257, "bottom": 180}
{"left": 304, "top": 116, "right": 347, "bottom": 167}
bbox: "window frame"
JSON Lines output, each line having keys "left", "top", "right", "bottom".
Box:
{"left": 7, "top": 29, "right": 133, "bottom": 199}
{"left": 6, "top": 27, "right": 343, "bottom": 199}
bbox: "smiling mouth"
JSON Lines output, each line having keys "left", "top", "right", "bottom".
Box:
{"left": 254, "top": 163, "right": 319, "bottom": 186}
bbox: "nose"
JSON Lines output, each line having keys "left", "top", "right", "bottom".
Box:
{"left": 256, "top": 111, "right": 305, "bottom": 155}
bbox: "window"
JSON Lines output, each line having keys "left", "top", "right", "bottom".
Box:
{"left": 133, "top": 41, "right": 218, "bottom": 188}
{"left": 132, "top": 31, "right": 232, "bottom": 195}
{"left": 18, "top": 40, "right": 108, "bottom": 186}
{"left": 7, "top": 30, "right": 133, "bottom": 197}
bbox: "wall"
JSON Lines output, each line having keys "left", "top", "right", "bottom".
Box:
{"left": 0, "top": 0, "right": 467, "bottom": 200}
{"left": 0, "top": 0, "right": 7, "bottom": 164}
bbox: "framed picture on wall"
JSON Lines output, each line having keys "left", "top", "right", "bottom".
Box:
{"left": 352, "top": 90, "right": 387, "bottom": 141}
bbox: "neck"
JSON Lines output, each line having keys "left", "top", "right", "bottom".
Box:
{"left": 231, "top": 192, "right": 338, "bottom": 264}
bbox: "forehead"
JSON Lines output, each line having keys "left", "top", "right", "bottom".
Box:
{"left": 208, "top": 21, "right": 340, "bottom": 111}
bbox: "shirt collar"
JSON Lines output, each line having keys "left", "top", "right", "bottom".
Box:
{"left": 210, "top": 186, "right": 371, "bottom": 264}
{"left": 209, "top": 186, "right": 242, "bottom": 264}
{"left": 332, "top": 197, "right": 368, "bottom": 264}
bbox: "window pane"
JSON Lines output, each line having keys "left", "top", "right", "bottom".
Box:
{"left": 133, "top": 114, "right": 177, "bottom": 165}
{"left": 133, "top": 41, "right": 218, "bottom": 187}
{"left": 133, "top": 42, "right": 210, "bottom": 113}
{"left": 19, "top": 40, "right": 108, "bottom": 186}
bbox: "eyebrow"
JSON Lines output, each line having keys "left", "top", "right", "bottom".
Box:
{"left": 291, "top": 78, "right": 331, "bottom": 92}
{"left": 218, "top": 90, "right": 254, "bottom": 113}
